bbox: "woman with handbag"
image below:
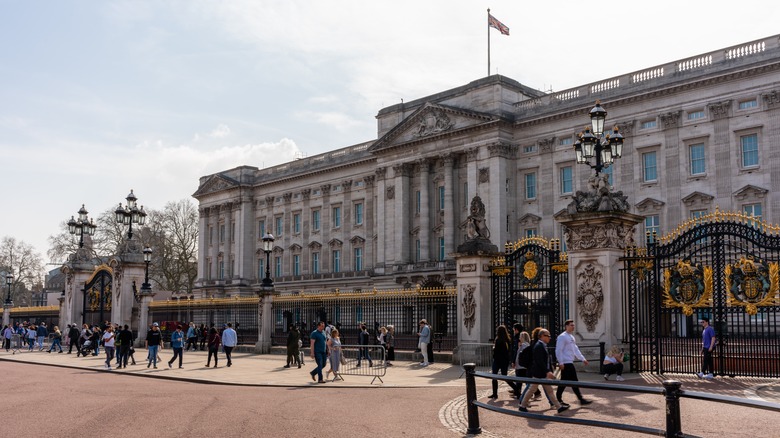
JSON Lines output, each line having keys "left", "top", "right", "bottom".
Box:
{"left": 326, "top": 329, "right": 343, "bottom": 381}
{"left": 206, "top": 327, "right": 221, "bottom": 368}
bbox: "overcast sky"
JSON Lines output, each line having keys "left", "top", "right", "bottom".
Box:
{"left": 1, "top": 0, "right": 778, "bottom": 265}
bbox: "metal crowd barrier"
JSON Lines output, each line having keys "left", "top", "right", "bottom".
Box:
{"left": 334, "top": 344, "right": 387, "bottom": 384}
{"left": 463, "top": 363, "right": 780, "bottom": 437}
{"left": 10, "top": 334, "right": 23, "bottom": 354}
{"left": 458, "top": 343, "right": 493, "bottom": 377}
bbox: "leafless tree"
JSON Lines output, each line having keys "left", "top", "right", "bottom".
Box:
{"left": 47, "top": 207, "right": 128, "bottom": 263}
{"left": 145, "top": 199, "right": 199, "bottom": 296}
{"left": 0, "top": 236, "right": 45, "bottom": 305}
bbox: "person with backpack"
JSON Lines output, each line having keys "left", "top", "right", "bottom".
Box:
{"left": 167, "top": 324, "right": 185, "bottom": 369}
{"left": 518, "top": 329, "right": 570, "bottom": 414}
{"left": 513, "top": 331, "right": 532, "bottom": 398}
{"left": 185, "top": 322, "right": 198, "bottom": 351}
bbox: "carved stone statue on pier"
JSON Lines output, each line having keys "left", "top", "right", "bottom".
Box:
{"left": 457, "top": 196, "right": 498, "bottom": 254}
{"left": 567, "top": 173, "right": 630, "bottom": 214}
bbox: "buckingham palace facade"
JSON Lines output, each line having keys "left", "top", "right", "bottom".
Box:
{"left": 193, "top": 34, "right": 780, "bottom": 297}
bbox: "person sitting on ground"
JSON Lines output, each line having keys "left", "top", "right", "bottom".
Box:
{"left": 603, "top": 345, "right": 625, "bottom": 381}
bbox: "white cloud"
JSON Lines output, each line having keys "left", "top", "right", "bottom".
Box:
{"left": 209, "top": 124, "right": 231, "bottom": 138}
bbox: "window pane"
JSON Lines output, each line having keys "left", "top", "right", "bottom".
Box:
{"left": 560, "top": 167, "right": 572, "bottom": 194}
{"left": 689, "top": 144, "right": 705, "bottom": 175}
{"left": 741, "top": 134, "right": 759, "bottom": 167}
{"left": 333, "top": 207, "right": 341, "bottom": 227}
{"left": 525, "top": 173, "right": 536, "bottom": 199}
{"left": 355, "top": 203, "right": 363, "bottom": 225}
{"left": 643, "top": 152, "right": 657, "bottom": 181}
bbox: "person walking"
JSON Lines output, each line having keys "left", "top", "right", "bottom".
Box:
{"left": 555, "top": 319, "right": 592, "bottom": 406}
{"left": 488, "top": 325, "right": 515, "bottom": 399}
{"left": 199, "top": 324, "right": 208, "bottom": 351}
{"left": 285, "top": 325, "right": 301, "bottom": 368}
{"left": 36, "top": 322, "right": 48, "bottom": 351}
{"left": 222, "top": 323, "right": 237, "bottom": 367}
{"left": 385, "top": 325, "right": 395, "bottom": 366}
{"left": 77, "top": 324, "right": 92, "bottom": 357}
{"left": 206, "top": 327, "right": 221, "bottom": 367}
{"left": 67, "top": 324, "right": 80, "bottom": 354}
{"left": 697, "top": 317, "right": 717, "bottom": 379}
{"left": 2, "top": 324, "right": 13, "bottom": 352}
{"left": 417, "top": 319, "right": 431, "bottom": 366}
{"left": 356, "top": 323, "right": 373, "bottom": 368}
{"left": 309, "top": 321, "right": 327, "bottom": 383}
{"left": 145, "top": 322, "right": 163, "bottom": 369}
{"left": 513, "top": 331, "right": 532, "bottom": 398}
{"left": 167, "top": 324, "right": 185, "bottom": 369}
{"left": 116, "top": 324, "right": 133, "bottom": 368}
{"left": 519, "top": 329, "right": 569, "bottom": 414}
{"left": 185, "top": 322, "right": 198, "bottom": 351}
{"left": 102, "top": 325, "right": 116, "bottom": 369}
{"left": 26, "top": 324, "right": 36, "bottom": 351}
{"left": 47, "top": 326, "right": 63, "bottom": 353}
{"left": 326, "top": 328, "right": 343, "bottom": 381}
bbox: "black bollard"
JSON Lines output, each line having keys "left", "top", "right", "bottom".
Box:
{"left": 599, "top": 342, "right": 605, "bottom": 374}
{"left": 464, "top": 363, "right": 482, "bottom": 435}
{"left": 662, "top": 379, "right": 683, "bottom": 437}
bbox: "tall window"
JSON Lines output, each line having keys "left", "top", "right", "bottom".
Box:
{"left": 275, "top": 216, "right": 283, "bottom": 236}
{"left": 333, "top": 206, "right": 341, "bottom": 228}
{"left": 257, "top": 259, "right": 265, "bottom": 280}
{"left": 743, "top": 203, "right": 762, "bottom": 219}
{"left": 438, "top": 186, "right": 445, "bottom": 210}
{"left": 219, "top": 261, "right": 224, "bottom": 280}
{"left": 332, "top": 250, "right": 341, "bottom": 273}
{"left": 312, "top": 252, "right": 320, "bottom": 274}
{"left": 293, "top": 213, "right": 301, "bottom": 234}
{"left": 645, "top": 215, "right": 660, "bottom": 241}
{"left": 560, "top": 167, "right": 573, "bottom": 194}
{"left": 525, "top": 228, "right": 537, "bottom": 238}
{"left": 643, "top": 152, "right": 657, "bottom": 182}
{"left": 354, "top": 248, "right": 363, "bottom": 271}
{"left": 415, "top": 239, "right": 421, "bottom": 262}
{"left": 415, "top": 190, "right": 421, "bottom": 214}
{"left": 689, "top": 143, "right": 705, "bottom": 175}
{"left": 293, "top": 255, "right": 300, "bottom": 275}
{"left": 354, "top": 203, "right": 363, "bottom": 225}
{"left": 258, "top": 220, "right": 265, "bottom": 237}
{"left": 439, "top": 237, "right": 445, "bottom": 260}
{"left": 525, "top": 173, "right": 536, "bottom": 199}
{"left": 207, "top": 260, "right": 212, "bottom": 280}
{"left": 740, "top": 134, "right": 759, "bottom": 167}
{"left": 312, "top": 210, "right": 320, "bottom": 230}
{"left": 274, "top": 256, "right": 282, "bottom": 278}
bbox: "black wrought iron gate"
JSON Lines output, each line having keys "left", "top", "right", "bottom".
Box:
{"left": 622, "top": 211, "right": 780, "bottom": 377}
{"left": 83, "top": 267, "right": 113, "bottom": 326}
{"left": 491, "top": 237, "right": 569, "bottom": 338}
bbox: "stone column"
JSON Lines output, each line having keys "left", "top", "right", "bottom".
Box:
{"left": 442, "top": 154, "right": 455, "bottom": 257}
{"left": 374, "top": 168, "right": 387, "bottom": 273}
{"left": 301, "top": 189, "right": 311, "bottom": 273}
{"left": 556, "top": 211, "right": 642, "bottom": 347}
{"left": 418, "top": 159, "right": 431, "bottom": 261}
{"left": 454, "top": 252, "right": 497, "bottom": 364}
{"left": 320, "top": 185, "right": 331, "bottom": 272}
{"left": 363, "top": 175, "right": 376, "bottom": 270}
{"left": 393, "top": 163, "right": 411, "bottom": 263}
{"left": 2, "top": 301, "right": 11, "bottom": 328}
{"left": 137, "top": 290, "right": 156, "bottom": 346}
{"left": 255, "top": 289, "right": 275, "bottom": 353}
{"left": 708, "top": 100, "right": 733, "bottom": 209}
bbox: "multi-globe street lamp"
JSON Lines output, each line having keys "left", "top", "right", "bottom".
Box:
{"left": 115, "top": 189, "right": 147, "bottom": 240}
{"left": 261, "top": 233, "right": 275, "bottom": 288}
{"left": 141, "top": 246, "right": 153, "bottom": 294}
{"left": 5, "top": 274, "right": 13, "bottom": 306}
{"left": 573, "top": 101, "right": 625, "bottom": 176}
{"left": 67, "top": 204, "right": 97, "bottom": 248}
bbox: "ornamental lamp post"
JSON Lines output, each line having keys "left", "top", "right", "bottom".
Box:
{"left": 115, "top": 189, "right": 147, "bottom": 240}
{"left": 5, "top": 274, "right": 13, "bottom": 305}
{"left": 67, "top": 204, "right": 97, "bottom": 248}
{"left": 573, "top": 101, "right": 625, "bottom": 176}
{"left": 261, "top": 233, "right": 275, "bottom": 288}
{"left": 141, "top": 246, "right": 153, "bottom": 294}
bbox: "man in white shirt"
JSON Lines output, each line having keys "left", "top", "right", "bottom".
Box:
{"left": 222, "top": 323, "right": 238, "bottom": 367}
{"left": 554, "top": 319, "right": 592, "bottom": 406}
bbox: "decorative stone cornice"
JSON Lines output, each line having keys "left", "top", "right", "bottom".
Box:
{"left": 635, "top": 197, "right": 666, "bottom": 213}
{"left": 660, "top": 111, "right": 682, "bottom": 129}
{"left": 320, "top": 184, "right": 331, "bottom": 195}
{"left": 538, "top": 137, "right": 555, "bottom": 154}
{"left": 393, "top": 163, "right": 413, "bottom": 178}
{"left": 265, "top": 196, "right": 275, "bottom": 206}
{"left": 488, "top": 142, "right": 516, "bottom": 158}
{"left": 413, "top": 107, "right": 455, "bottom": 138}
{"left": 301, "top": 189, "right": 311, "bottom": 200}
{"left": 616, "top": 121, "right": 635, "bottom": 136}
{"left": 308, "top": 241, "right": 322, "bottom": 250}
{"left": 439, "top": 153, "right": 455, "bottom": 167}
{"left": 762, "top": 90, "right": 780, "bottom": 109}
{"left": 465, "top": 147, "right": 479, "bottom": 162}
{"left": 289, "top": 244, "right": 302, "bottom": 253}
{"left": 328, "top": 238, "right": 343, "bottom": 249}
{"left": 363, "top": 175, "right": 375, "bottom": 187}
{"left": 349, "top": 236, "right": 366, "bottom": 245}
{"left": 682, "top": 191, "right": 715, "bottom": 207}
{"left": 375, "top": 167, "right": 387, "bottom": 181}
{"left": 282, "top": 193, "right": 293, "bottom": 204}
{"left": 342, "top": 180, "right": 353, "bottom": 192}
{"left": 733, "top": 184, "right": 768, "bottom": 201}
{"left": 415, "top": 158, "right": 431, "bottom": 174}
{"left": 707, "top": 100, "right": 732, "bottom": 120}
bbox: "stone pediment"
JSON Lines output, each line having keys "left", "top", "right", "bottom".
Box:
{"left": 192, "top": 174, "right": 239, "bottom": 198}
{"left": 682, "top": 191, "right": 714, "bottom": 207}
{"left": 733, "top": 184, "right": 768, "bottom": 201}
{"left": 328, "top": 238, "right": 343, "bottom": 249}
{"left": 369, "top": 103, "right": 501, "bottom": 153}
{"left": 518, "top": 213, "right": 542, "bottom": 226}
{"left": 308, "top": 241, "right": 322, "bottom": 250}
{"left": 349, "top": 236, "right": 366, "bottom": 245}
{"left": 635, "top": 198, "right": 665, "bottom": 213}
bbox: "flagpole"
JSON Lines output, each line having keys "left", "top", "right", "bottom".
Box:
{"left": 487, "top": 8, "right": 491, "bottom": 77}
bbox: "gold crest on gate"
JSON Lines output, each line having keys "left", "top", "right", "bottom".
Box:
{"left": 662, "top": 259, "right": 713, "bottom": 316}
{"left": 725, "top": 257, "right": 779, "bottom": 315}
{"left": 520, "top": 252, "right": 543, "bottom": 287}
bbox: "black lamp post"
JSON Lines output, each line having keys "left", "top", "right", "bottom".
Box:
{"left": 115, "top": 189, "right": 147, "bottom": 239}
{"left": 5, "top": 274, "right": 13, "bottom": 306}
{"left": 261, "top": 233, "right": 275, "bottom": 288}
{"left": 141, "top": 246, "right": 153, "bottom": 294}
{"left": 573, "top": 101, "right": 625, "bottom": 176}
{"left": 67, "top": 204, "right": 97, "bottom": 248}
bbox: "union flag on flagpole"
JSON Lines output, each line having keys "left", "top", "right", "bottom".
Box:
{"left": 488, "top": 13, "right": 509, "bottom": 35}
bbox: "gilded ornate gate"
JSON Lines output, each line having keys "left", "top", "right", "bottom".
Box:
{"left": 83, "top": 266, "right": 113, "bottom": 326}
{"left": 491, "top": 237, "right": 569, "bottom": 338}
{"left": 622, "top": 210, "right": 780, "bottom": 377}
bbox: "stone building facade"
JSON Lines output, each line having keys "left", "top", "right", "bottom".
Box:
{"left": 193, "top": 34, "right": 780, "bottom": 297}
